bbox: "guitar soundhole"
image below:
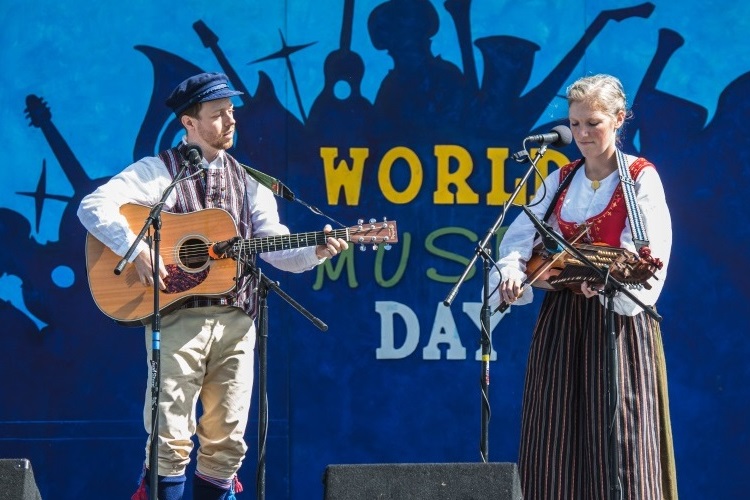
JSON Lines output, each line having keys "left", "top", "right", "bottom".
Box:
{"left": 178, "top": 238, "right": 210, "bottom": 270}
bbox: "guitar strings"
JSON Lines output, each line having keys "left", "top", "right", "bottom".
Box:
{"left": 153, "top": 228, "right": 351, "bottom": 262}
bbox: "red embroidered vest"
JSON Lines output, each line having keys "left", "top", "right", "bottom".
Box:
{"left": 553, "top": 158, "right": 653, "bottom": 246}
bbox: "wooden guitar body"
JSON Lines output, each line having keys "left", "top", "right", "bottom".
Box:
{"left": 85, "top": 204, "right": 398, "bottom": 326}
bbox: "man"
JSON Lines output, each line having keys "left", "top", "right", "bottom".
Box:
{"left": 77, "top": 72, "right": 348, "bottom": 500}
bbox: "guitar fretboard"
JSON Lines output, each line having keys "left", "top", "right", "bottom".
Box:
{"left": 236, "top": 228, "right": 351, "bottom": 254}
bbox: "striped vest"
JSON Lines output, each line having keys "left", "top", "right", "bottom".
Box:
{"left": 159, "top": 146, "right": 257, "bottom": 316}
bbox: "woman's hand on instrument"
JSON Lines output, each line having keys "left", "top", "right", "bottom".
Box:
{"left": 580, "top": 281, "right": 601, "bottom": 298}
{"left": 500, "top": 278, "right": 524, "bottom": 305}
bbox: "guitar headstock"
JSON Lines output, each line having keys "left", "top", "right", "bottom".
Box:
{"left": 25, "top": 94, "right": 52, "bottom": 128}
{"left": 348, "top": 218, "right": 398, "bottom": 251}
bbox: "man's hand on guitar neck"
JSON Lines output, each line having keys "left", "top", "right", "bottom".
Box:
{"left": 314, "top": 224, "right": 349, "bottom": 260}
{"left": 134, "top": 248, "right": 168, "bottom": 290}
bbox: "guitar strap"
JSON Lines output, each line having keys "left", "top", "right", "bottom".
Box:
{"left": 238, "top": 161, "right": 296, "bottom": 202}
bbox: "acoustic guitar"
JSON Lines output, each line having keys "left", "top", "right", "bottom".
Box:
{"left": 85, "top": 203, "right": 398, "bottom": 326}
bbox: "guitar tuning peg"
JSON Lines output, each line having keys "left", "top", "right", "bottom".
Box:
{"left": 372, "top": 244, "right": 378, "bottom": 251}
{"left": 384, "top": 244, "right": 392, "bottom": 251}
{"left": 359, "top": 244, "right": 366, "bottom": 252}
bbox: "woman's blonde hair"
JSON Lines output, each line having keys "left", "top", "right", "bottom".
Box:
{"left": 566, "top": 74, "right": 633, "bottom": 145}
{"left": 566, "top": 74, "right": 632, "bottom": 121}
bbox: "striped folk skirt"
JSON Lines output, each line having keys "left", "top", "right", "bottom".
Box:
{"left": 518, "top": 290, "right": 677, "bottom": 500}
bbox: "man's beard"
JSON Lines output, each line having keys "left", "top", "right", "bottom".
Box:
{"left": 209, "top": 134, "right": 234, "bottom": 152}
{"left": 198, "top": 126, "right": 234, "bottom": 153}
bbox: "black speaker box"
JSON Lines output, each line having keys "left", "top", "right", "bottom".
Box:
{"left": 323, "top": 462, "right": 522, "bottom": 500}
{"left": 0, "top": 459, "right": 42, "bottom": 500}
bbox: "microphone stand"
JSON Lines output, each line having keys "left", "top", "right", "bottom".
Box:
{"left": 229, "top": 252, "right": 327, "bottom": 500}
{"left": 443, "top": 143, "right": 550, "bottom": 463}
{"left": 114, "top": 158, "right": 195, "bottom": 500}
{"left": 522, "top": 207, "right": 662, "bottom": 500}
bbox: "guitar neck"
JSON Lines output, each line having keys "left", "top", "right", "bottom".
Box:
{"left": 340, "top": 0, "right": 354, "bottom": 50}
{"left": 239, "top": 228, "right": 350, "bottom": 254}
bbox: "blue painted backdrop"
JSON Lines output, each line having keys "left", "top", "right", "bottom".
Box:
{"left": 2, "top": 0, "right": 748, "bottom": 498}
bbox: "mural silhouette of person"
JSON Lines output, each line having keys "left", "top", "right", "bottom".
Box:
{"left": 469, "top": 3, "right": 656, "bottom": 140}
{"left": 77, "top": 72, "right": 348, "bottom": 500}
{"left": 489, "top": 75, "right": 677, "bottom": 499}
{"left": 367, "top": 0, "right": 470, "bottom": 140}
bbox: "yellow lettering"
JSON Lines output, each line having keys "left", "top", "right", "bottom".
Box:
{"left": 433, "top": 145, "right": 479, "bottom": 204}
{"left": 487, "top": 147, "right": 570, "bottom": 205}
{"left": 321, "top": 145, "right": 569, "bottom": 207}
{"left": 379, "top": 147, "right": 423, "bottom": 204}
{"left": 320, "top": 147, "right": 369, "bottom": 205}
{"left": 486, "top": 147, "right": 512, "bottom": 206}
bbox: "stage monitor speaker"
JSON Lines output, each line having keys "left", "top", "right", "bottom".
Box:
{"left": 323, "top": 462, "right": 522, "bottom": 500}
{"left": 0, "top": 459, "right": 42, "bottom": 500}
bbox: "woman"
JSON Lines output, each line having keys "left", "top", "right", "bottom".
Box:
{"left": 490, "top": 74, "right": 677, "bottom": 499}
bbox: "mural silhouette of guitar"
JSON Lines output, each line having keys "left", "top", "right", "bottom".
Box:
{"left": 12, "top": 95, "right": 107, "bottom": 330}
{"left": 24, "top": 95, "right": 91, "bottom": 191}
{"left": 307, "top": 0, "right": 375, "bottom": 146}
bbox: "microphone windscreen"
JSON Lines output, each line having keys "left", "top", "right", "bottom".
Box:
{"left": 551, "top": 125, "right": 573, "bottom": 147}
{"left": 184, "top": 143, "right": 203, "bottom": 162}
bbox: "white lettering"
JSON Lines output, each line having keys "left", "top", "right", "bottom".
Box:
{"left": 374, "top": 301, "right": 509, "bottom": 360}
{"left": 375, "top": 301, "right": 421, "bottom": 359}
{"left": 422, "top": 302, "right": 467, "bottom": 360}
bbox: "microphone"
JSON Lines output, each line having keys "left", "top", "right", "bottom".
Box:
{"left": 521, "top": 205, "right": 563, "bottom": 253}
{"left": 524, "top": 125, "right": 572, "bottom": 148}
{"left": 183, "top": 143, "right": 204, "bottom": 166}
{"left": 208, "top": 237, "right": 239, "bottom": 260}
